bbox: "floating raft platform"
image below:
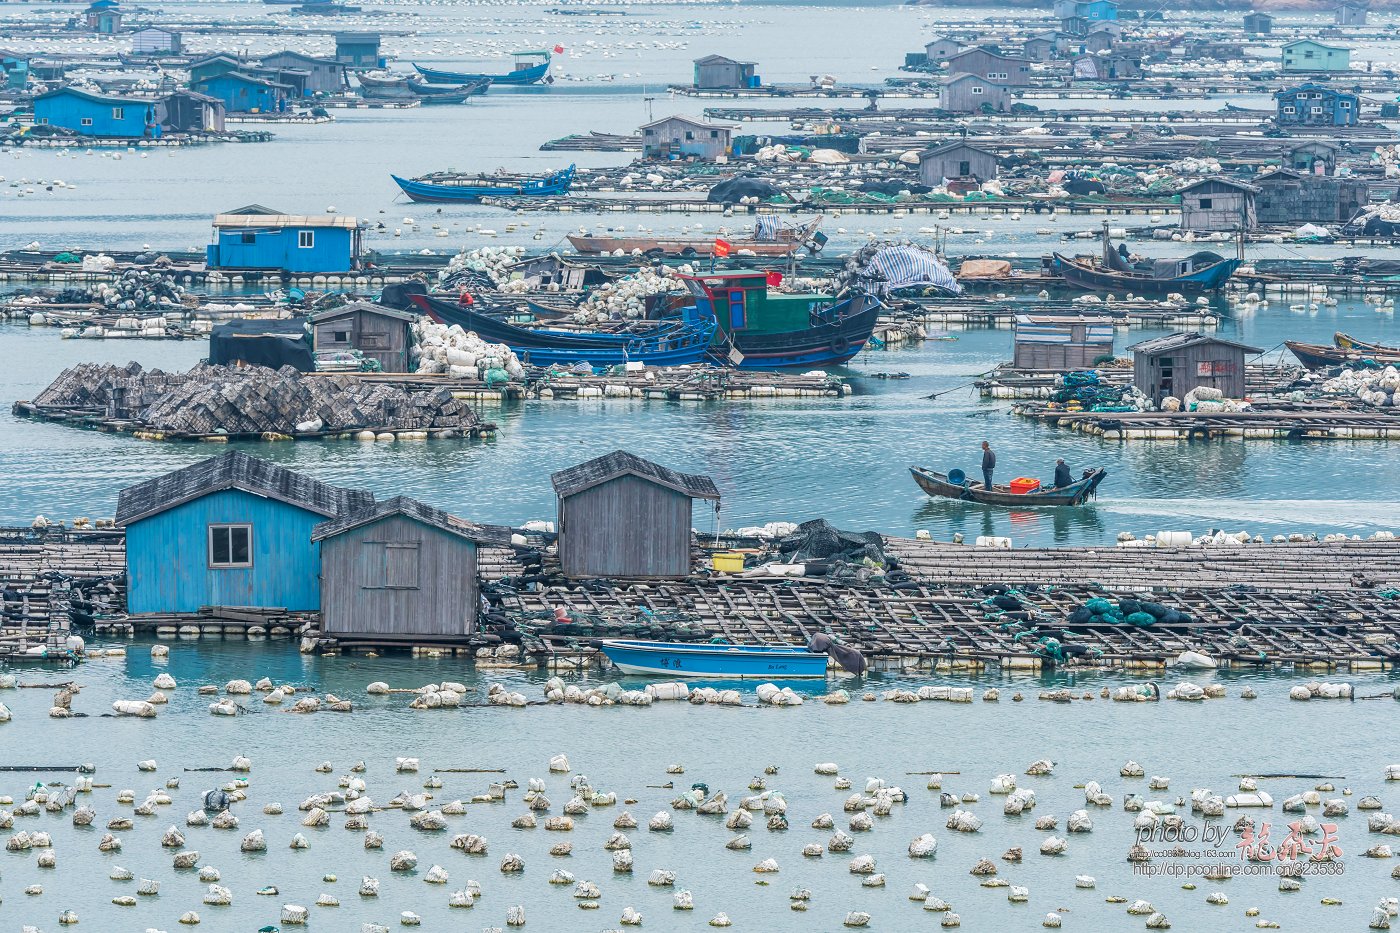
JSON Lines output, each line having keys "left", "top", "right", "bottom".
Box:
{"left": 978, "top": 362, "right": 1301, "bottom": 400}
{"left": 893, "top": 297, "right": 1220, "bottom": 328}
{"left": 1013, "top": 404, "right": 1400, "bottom": 440}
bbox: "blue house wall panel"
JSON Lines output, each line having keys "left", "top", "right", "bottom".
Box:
{"left": 206, "top": 226, "right": 354, "bottom": 273}
{"left": 196, "top": 73, "right": 287, "bottom": 113}
{"left": 125, "top": 488, "right": 326, "bottom": 613}
{"left": 33, "top": 90, "right": 156, "bottom": 137}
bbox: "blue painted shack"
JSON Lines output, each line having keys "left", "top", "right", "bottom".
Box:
{"left": 116, "top": 451, "right": 374, "bottom": 615}
{"left": 1, "top": 50, "right": 29, "bottom": 90}
{"left": 206, "top": 206, "right": 362, "bottom": 273}
{"left": 33, "top": 87, "right": 158, "bottom": 138}
{"left": 1276, "top": 83, "right": 1358, "bottom": 126}
{"left": 195, "top": 71, "right": 290, "bottom": 113}
{"left": 84, "top": 0, "right": 122, "bottom": 33}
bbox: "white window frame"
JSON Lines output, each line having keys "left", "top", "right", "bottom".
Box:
{"left": 208, "top": 524, "right": 252, "bottom": 569}
{"left": 298, "top": 230, "right": 315, "bottom": 249}
{"left": 112, "top": 107, "right": 124, "bottom": 120}
{"left": 80, "top": 117, "right": 93, "bottom": 127}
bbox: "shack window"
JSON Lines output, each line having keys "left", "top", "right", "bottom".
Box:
{"left": 385, "top": 543, "right": 419, "bottom": 589}
{"left": 958, "top": 160, "right": 971, "bottom": 176}
{"left": 1282, "top": 105, "right": 1295, "bottom": 114}
{"left": 710, "top": 130, "right": 718, "bottom": 138}
{"left": 972, "top": 85, "right": 984, "bottom": 94}
{"left": 241, "top": 232, "right": 256, "bottom": 244}
{"left": 81, "top": 118, "right": 93, "bottom": 127}
{"left": 112, "top": 107, "right": 124, "bottom": 120}
{"left": 209, "top": 524, "right": 251, "bottom": 568}
{"left": 298, "top": 230, "right": 315, "bottom": 249}
{"left": 1198, "top": 198, "right": 1213, "bottom": 209}
{"left": 332, "top": 330, "right": 349, "bottom": 342}
{"left": 685, "top": 131, "right": 694, "bottom": 140}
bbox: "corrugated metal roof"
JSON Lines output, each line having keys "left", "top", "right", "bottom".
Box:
{"left": 213, "top": 214, "right": 359, "bottom": 229}
{"left": 116, "top": 451, "right": 373, "bottom": 526}
{"left": 1128, "top": 332, "right": 1263, "bottom": 355}
{"left": 311, "top": 495, "right": 511, "bottom": 545}
{"left": 551, "top": 450, "right": 720, "bottom": 500}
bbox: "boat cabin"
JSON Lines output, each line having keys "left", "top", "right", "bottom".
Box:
{"left": 1129, "top": 332, "right": 1262, "bottom": 403}
{"left": 1013, "top": 314, "right": 1115, "bottom": 370}
{"left": 552, "top": 450, "right": 720, "bottom": 580}
{"left": 676, "top": 271, "right": 840, "bottom": 352}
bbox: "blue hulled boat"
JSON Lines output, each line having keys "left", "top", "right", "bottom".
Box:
{"left": 392, "top": 164, "right": 575, "bottom": 204}
{"left": 1052, "top": 223, "right": 1240, "bottom": 295}
{"left": 414, "top": 50, "right": 551, "bottom": 86}
{"left": 408, "top": 293, "right": 715, "bottom": 367}
{"left": 599, "top": 640, "right": 829, "bottom": 679}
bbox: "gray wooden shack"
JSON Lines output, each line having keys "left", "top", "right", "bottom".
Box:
{"left": 924, "top": 37, "right": 962, "bottom": 63}
{"left": 551, "top": 450, "right": 719, "bottom": 580}
{"left": 1335, "top": 2, "right": 1367, "bottom": 24}
{"left": 1287, "top": 140, "right": 1339, "bottom": 175}
{"left": 918, "top": 141, "right": 999, "bottom": 185}
{"left": 944, "top": 48, "right": 1033, "bottom": 86}
{"left": 1243, "top": 11, "right": 1274, "bottom": 33}
{"left": 1013, "top": 314, "right": 1115, "bottom": 370}
{"left": 941, "top": 72, "right": 1010, "bottom": 113}
{"left": 256, "top": 50, "right": 345, "bottom": 95}
{"left": 640, "top": 115, "right": 733, "bottom": 160}
{"left": 313, "top": 496, "right": 510, "bottom": 640}
{"left": 1129, "top": 332, "right": 1262, "bottom": 402}
{"left": 1254, "top": 168, "right": 1369, "bottom": 225}
{"left": 1178, "top": 177, "right": 1258, "bottom": 231}
{"left": 308, "top": 302, "right": 415, "bottom": 372}
{"left": 692, "top": 54, "right": 756, "bottom": 89}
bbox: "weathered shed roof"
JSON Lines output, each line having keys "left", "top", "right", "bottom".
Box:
{"left": 116, "top": 451, "right": 374, "bottom": 526}
{"left": 213, "top": 213, "right": 359, "bottom": 229}
{"left": 919, "top": 140, "right": 997, "bottom": 160}
{"left": 308, "top": 300, "right": 418, "bottom": 323}
{"left": 551, "top": 450, "right": 720, "bottom": 500}
{"left": 1128, "top": 332, "right": 1263, "bottom": 355}
{"left": 259, "top": 49, "right": 339, "bottom": 66}
{"left": 693, "top": 54, "right": 754, "bottom": 66}
{"left": 640, "top": 114, "right": 736, "bottom": 132}
{"left": 311, "top": 495, "right": 512, "bottom": 545}
{"left": 1178, "top": 175, "right": 1260, "bottom": 195}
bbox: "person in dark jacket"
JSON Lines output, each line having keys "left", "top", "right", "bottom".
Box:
{"left": 1053, "top": 458, "right": 1072, "bottom": 489}
{"left": 981, "top": 441, "right": 996, "bottom": 491}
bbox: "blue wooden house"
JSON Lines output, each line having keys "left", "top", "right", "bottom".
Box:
{"left": 84, "top": 0, "right": 122, "bottom": 33}
{"left": 116, "top": 451, "right": 374, "bottom": 615}
{"left": 206, "top": 206, "right": 362, "bottom": 273}
{"left": 33, "top": 87, "right": 157, "bottom": 138}
{"left": 195, "top": 71, "right": 290, "bottom": 113}
{"left": 1282, "top": 40, "right": 1350, "bottom": 72}
{"left": 1276, "top": 84, "right": 1358, "bottom": 126}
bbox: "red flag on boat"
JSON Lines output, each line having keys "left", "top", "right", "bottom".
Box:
{"left": 553, "top": 44, "right": 565, "bottom": 54}
{"left": 713, "top": 238, "right": 732, "bottom": 257}
{"left": 765, "top": 270, "right": 783, "bottom": 287}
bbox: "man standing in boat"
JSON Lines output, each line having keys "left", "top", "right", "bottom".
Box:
{"left": 981, "top": 441, "right": 996, "bottom": 491}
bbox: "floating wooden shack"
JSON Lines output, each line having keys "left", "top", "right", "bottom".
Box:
{"left": 308, "top": 301, "right": 414, "bottom": 372}
{"left": 1129, "top": 332, "right": 1261, "bottom": 401}
{"left": 116, "top": 451, "right": 373, "bottom": 614}
{"left": 312, "top": 495, "right": 510, "bottom": 644}
{"left": 1012, "top": 313, "right": 1115, "bottom": 370}
{"left": 551, "top": 450, "right": 720, "bottom": 579}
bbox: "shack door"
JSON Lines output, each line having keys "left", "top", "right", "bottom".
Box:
{"left": 727, "top": 289, "right": 746, "bottom": 330}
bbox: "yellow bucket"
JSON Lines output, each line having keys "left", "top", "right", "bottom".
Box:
{"left": 711, "top": 552, "right": 745, "bottom": 573}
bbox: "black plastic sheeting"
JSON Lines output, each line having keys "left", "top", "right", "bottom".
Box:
{"left": 707, "top": 176, "right": 786, "bottom": 204}
{"left": 777, "top": 518, "right": 888, "bottom": 566}
{"left": 807, "top": 632, "right": 868, "bottom": 675}
{"left": 208, "top": 317, "right": 314, "bottom": 372}
{"left": 858, "top": 179, "right": 932, "bottom": 196}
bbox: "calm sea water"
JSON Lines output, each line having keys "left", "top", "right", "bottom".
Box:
{"left": 0, "top": 645, "right": 1396, "bottom": 932}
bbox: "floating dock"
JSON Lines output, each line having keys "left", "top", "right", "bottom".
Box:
{"left": 1014, "top": 404, "right": 1400, "bottom": 440}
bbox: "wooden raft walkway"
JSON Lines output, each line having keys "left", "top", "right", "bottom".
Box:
{"left": 0, "top": 528, "right": 126, "bottom": 660}
{"left": 1013, "top": 406, "right": 1400, "bottom": 440}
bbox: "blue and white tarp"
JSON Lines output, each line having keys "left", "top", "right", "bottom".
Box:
{"left": 866, "top": 245, "right": 962, "bottom": 294}
{"left": 754, "top": 215, "right": 782, "bottom": 241}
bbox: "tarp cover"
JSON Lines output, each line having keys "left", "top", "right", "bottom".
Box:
{"left": 707, "top": 175, "right": 785, "bottom": 204}
{"left": 208, "top": 317, "right": 313, "bottom": 372}
{"left": 778, "top": 518, "right": 887, "bottom": 565}
{"left": 958, "top": 259, "right": 1012, "bottom": 278}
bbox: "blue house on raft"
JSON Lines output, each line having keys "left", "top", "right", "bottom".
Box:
{"left": 195, "top": 71, "right": 290, "bottom": 113}
{"left": 206, "top": 205, "right": 363, "bottom": 274}
{"left": 33, "top": 87, "right": 158, "bottom": 138}
{"left": 1275, "top": 83, "right": 1359, "bottom": 127}
{"left": 116, "top": 451, "right": 374, "bottom": 615}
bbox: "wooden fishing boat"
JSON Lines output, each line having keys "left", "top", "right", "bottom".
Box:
{"left": 392, "top": 164, "right": 575, "bottom": 203}
{"left": 568, "top": 218, "right": 823, "bottom": 258}
{"left": 356, "top": 71, "right": 416, "bottom": 92}
{"left": 414, "top": 50, "right": 551, "bottom": 86}
{"left": 411, "top": 81, "right": 491, "bottom": 103}
{"left": 1334, "top": 332, "right": 1400, "bottom": 356}
{"left": 910, "top": 466, "right": 1108, "bottom": 506}
{"left": 599, "top": 639, "right": 829, "bottom": 679}
{"left": 407, "top": 293, "right": 715, "bottom": 367}
{"left": 678, "top": 272, "right": 881, "bottom": 369}
{"left": 1286, "top": 338, "right": 1400, "bottom": 368}
{"left": 1053, "top": 223, "right": 1239, "bottom": 295}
